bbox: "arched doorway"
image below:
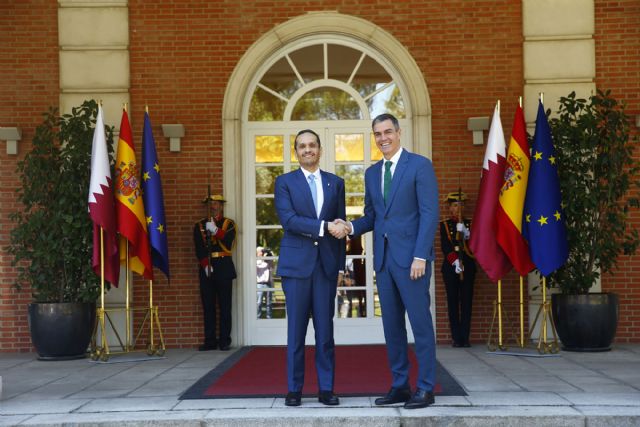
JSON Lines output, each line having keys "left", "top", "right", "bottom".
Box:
{"left": 223, "top": 13, "right": 433, "bottom": 346}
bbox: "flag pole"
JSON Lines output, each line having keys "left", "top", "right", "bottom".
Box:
{"left": 527, "top": 275, "right": 560, "bottom": 353}
{"left": 91, "top": 227, "right": 108, "bottom": 360}
{"left": 519, "top": 275, "right": 525, "bottom": 347}
{"left": 123, "top": 102, "right": 130, "bottom": 352}
{"left": 517, "top": 90, "right": 524, "bottom": 349}
{"left": 149, "top": 279, "right": 154, "bottom": 351}
{"left": 498, "top": 279, "right": 503, "bottom": 348}
{"left": 497, "top": 99, "right": 504, "bottom": 350}
{"left": 100, "top": 227, "right": 106, "bottom": 354}
{"left": 125, "top": 241, "right": 131, "bottom": 351}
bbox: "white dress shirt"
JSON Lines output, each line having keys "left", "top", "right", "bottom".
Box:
{"left": 301, "top": 167, "right": 325, "bottom": 235}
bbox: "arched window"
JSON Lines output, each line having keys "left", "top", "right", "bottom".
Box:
{"left": 248, "top": 42, "right": 406, "bottom": 122}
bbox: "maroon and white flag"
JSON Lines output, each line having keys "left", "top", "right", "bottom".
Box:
{"left": 469, "top": 103, "right": 512, "bottom": 282}
{"left": 88, "top": 104, "right": 120, "bottom": 286}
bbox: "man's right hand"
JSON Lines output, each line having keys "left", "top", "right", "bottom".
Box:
{"left": 205, "top": 221, "right": 218, "bottom": 234}
{"left": 329, "top": 219, "right": 354, "bottom": 239}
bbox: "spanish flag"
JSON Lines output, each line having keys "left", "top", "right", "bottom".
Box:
{"left": 115, "top": 108, "right": 154, "bottom": 280}
{"left": 496, "top": 103, "right": 535, "bottom": 276}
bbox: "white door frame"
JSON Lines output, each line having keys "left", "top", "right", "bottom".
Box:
{"left": 222, "top": 13, "right": 433, "bottom": 347}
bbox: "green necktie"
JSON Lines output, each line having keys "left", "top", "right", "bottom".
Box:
{"left": 383, "top": 160, "right": 392, "bottom": 205}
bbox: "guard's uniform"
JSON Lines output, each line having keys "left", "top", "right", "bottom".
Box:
{"left": 194, "top": 215, "right": 236, "bottom": 349}
{"left": 440, "top": 217, "right": 476, "bottom": 347}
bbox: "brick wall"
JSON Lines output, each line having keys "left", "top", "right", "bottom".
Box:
{"left": 594, "top": 0, "right": 640, "bottom": 343}
{"left": 125, "top": 0, "right": 525, "bottom": 348}
{"left": 0, "top": 0, "right": 59, "bottom": 351}
{"left": 1, "top": 0, "right": 638, "bottom": 351}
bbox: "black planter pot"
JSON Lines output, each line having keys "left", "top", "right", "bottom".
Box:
{"left": 28, "top": 302, "right": 96, "bottom": 360}
{"left": 551, "top": 293, "right": 619, "bottom": 352}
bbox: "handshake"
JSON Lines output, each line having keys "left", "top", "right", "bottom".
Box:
{"left": 327, "top": 219, "right": 352, "bottom": 239}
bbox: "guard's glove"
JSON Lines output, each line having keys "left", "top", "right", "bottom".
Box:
{"left": 204, "top": 265, "right": 213, "bottom": 277}
{"left": 205, "top": 221, "right": 218, "bottom": 234}
{"left": 456, "top": 222, "right": 470, "bottom": 240}
{"left": 453, "top": 259, "right": 464, "bottom": 274}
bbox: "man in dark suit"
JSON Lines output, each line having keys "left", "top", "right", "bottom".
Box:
{"left": 343, "top": 113, "right": 439, "bottom": 409}
{"left": 193, "top": 194, "right": 236, "bottom": 352}
{"left": 274, "top": 129, "right": 347, "bottom": 407}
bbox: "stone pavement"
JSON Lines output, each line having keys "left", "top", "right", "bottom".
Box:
{"left": 1, "top": 344, "right": 640, "bottom": 426}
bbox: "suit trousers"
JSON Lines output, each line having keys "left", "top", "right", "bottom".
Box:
{"left": 442, "top": 264, "right": 475, "bottom": 345}
{"left": 377, "top": 251, "right": 436, "bottom": 392}
{"left": 282, "top": 258, "right": 337, "bottom": 392}
{"left": 199, "top": 270, "right": 232, "bottom": 347}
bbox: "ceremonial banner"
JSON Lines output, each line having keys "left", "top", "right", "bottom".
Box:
{"left": 523, "top": 101, "right": 568, "bottom": 276}
{"left": 469, "top": 103, "right": 512, "bottom": 282}
{"left": 141, "top": 111, "right": 170, "bottom": 279}
{"left": 88, "top": 104, "right": 120, "bottom": 286}
{"left": 115, "top": 109, "right": 154, "bottom": 280}
{"left": 496, "top": 104, "right": 535, "bottom": 276}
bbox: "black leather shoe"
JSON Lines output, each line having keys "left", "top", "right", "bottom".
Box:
{"left": 285, "top": 391, "right": 302, "bottom": 406}
{"left": 374, "top": 386, "right": 412, "bottom": 405}
{"left": 219, "top": 343, "right": 231, "bottom": 351}
{"left": 452, "top": 341, "right": 462, "bottom": 348}
{"left": 198, "top": 343, "right": 216, "bottom": 351}
{"left": 318, "top": 390, "right": 339, "bottom": 406}
{"left": 462, "top": 342, "right": 471, "bottom": 348}
{"left": 404, "top": 389, "right": 434, "bottom": 409}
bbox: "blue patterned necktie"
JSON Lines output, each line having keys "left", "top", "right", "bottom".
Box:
{"left": 383, "top": 160, "right": 393, "bottom": 205}
{"left": 308, "top": 174, "right": 318, "bottom": 216}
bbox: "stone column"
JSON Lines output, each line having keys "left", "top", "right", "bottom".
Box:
{"left": 522, "top": 0, "right": 597, "bottom": 340}
{"left": 58, "top": 0, "right": 131, "bottom": 348}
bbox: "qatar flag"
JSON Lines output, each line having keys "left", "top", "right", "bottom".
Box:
{"left": 469, "top": 103, "right": 512, "bottom": 282}
{"left": 88, "top": 104, "right": 120, "bottom": 286}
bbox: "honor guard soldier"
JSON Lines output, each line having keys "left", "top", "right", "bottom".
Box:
{"left": 194, "top": 194, "right": 236, "bottom": 351}
{"left": 440, "top": 191, "right": 476, "bottom": 347}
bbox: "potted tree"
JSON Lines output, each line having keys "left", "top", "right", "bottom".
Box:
{"left": 7, "top": 100, "right": 114, "bottom": 360}
{"left": 549, "top": 90, "right": 640, "bottom": 351}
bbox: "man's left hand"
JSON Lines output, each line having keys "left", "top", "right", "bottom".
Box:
{"left": 410, "top": 258, "right": 426, "bottom": 280}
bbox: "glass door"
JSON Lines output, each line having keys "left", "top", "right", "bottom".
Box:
{"left": 247, "top": 125, "right": 419, "bottom": 344}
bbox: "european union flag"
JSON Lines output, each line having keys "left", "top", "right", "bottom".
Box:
{"left": 523, "top": 101, "right": 568, "bottom": 276}
{"left": 141, "top": 111, "right": 170, "bottom": 280}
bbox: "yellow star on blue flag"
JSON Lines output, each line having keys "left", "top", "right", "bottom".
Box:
{"left": 523, "top": 101, "right": 568, "bottom": 276}
{"left": 141, "top": 111, "right": 170, "bottom": 280}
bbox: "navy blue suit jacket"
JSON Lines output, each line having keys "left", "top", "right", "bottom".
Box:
{"left": 275, "top": 168, "right": 346, "bottom": 280}
{"left": 352, "top": 149, "right": 439, "bottom": 271}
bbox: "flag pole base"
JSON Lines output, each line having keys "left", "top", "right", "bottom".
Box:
{"left": 486, "top": 299, "right": 515, "bottom": 351}
{"left": 90, "top": 306, "right": 166, "bottom": 360}
{"left": 528, "top": 297, "right": 560, "bottom": 354}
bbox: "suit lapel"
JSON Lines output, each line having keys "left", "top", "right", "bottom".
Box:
{"left": 293, "top": 168, "right": 317, "bottom": 218}
{"left": 371, "top": 160, "right": 384, "bottom": 208}
{"left": 385, "top": 150, "right": 409, "bottom": 213}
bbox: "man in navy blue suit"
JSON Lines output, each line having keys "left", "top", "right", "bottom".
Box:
{"left": 274, "top": 129, "right": 347, "bottom": 407}
{"left": 342, "top": 113, "right": 439, "bottom": 409}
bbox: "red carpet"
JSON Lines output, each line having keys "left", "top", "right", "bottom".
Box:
{"left": 181, "top": 345, "right": 466, "bottom": 398}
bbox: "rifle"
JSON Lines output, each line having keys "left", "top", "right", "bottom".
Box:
{"left": 455, "top": 186, "right": 465, "bottom": 280}
{"left": 205, "top": 184, "right": 212, "bottom": 274}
